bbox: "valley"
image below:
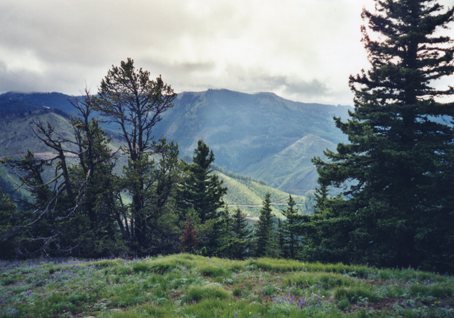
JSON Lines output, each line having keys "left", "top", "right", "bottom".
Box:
{"left": 0, "top": 89, "right": 347, "bottom": 214}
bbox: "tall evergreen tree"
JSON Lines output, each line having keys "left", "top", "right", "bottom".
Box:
{"left": 311, "top": 0, "right": 454, "bottom": 272}
{"left": 277, "top": 218, "right": 286, "bottom": 258}
{"left": 255, "top": 193, "right": 274, "bottom": 257}
{"left": 282, "top": 195, "right": 301, "bottom": 259}
{"left": 177, "top": 140, "right": 227, "bottom": 255}
{"left": 227, "top": 208, "right": 251, "bottom": 259}
{"left": 0, "top": 190, "right": 18, "bottom": 258}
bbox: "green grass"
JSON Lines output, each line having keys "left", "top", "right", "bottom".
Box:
{"left": 183, "top": 285, "right": 231, "bottom": 303}
{"left": 0, "top": 255, "right": 453, "bottom": 317}
{"left": 285, "top": 272, "right": 358, "bottom": 289}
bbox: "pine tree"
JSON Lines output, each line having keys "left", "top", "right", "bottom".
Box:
{"left": 228, "top": 208, "right": 252, "bottom": 259}
{"left": 70, "top": 94, "right": 123, "bottom": 257}
{"left": 311, "top": 0, "right": 454, "bottom": 272}
{"left": 0, "top": 190, "right": 18, "bottom": 258}
{"left": 282, "top": 195, "right": 301, "bottom": 259}
{"left": 94, "top": 58, "right": 176, "bottom": 255}
{"left": 3, "top": 151, "right": 63, "bottom": 257}
{"left": 255, "top": 193, "right": 274, "bottom": 257}
{"left": 177, "top": 140, "right": 227, "bottom": 255}
{"left": 145, "top": 140, "right": 182, "bottom": 255}
{"left": 277, "top": 218, "right": 286, "bottom": 258}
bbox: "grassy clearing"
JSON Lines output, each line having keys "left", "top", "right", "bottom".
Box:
{"left": 0, "top": 254, "right": 453, "bottom": 317}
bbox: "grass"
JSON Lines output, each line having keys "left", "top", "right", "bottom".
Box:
{"left": 0, "top": 254, "right": 453, "bottom": 317}
{"left": 183, "top": 285, "right": 230, "bottom": 303}
{"left": 285, "top": 272, "right": 358, "bottom": 289}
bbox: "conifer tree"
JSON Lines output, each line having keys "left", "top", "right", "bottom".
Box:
{"left": 94, "top": 58, "right": 176, "bottom": 254}
{"left": 282, "top": 195, "right": 300, "bottom": 259}
{"left": 228, "top": 208, "right": 251, "bottom": 259}
{"left": 311, "top": 0, "right": 454, "bottom": 272}
{"left": 3, "top": 150, "right": 71, "bottom": 257}
{"left": 277, "top": 218, "right": 286, "bottom": 258}
{"left": 177, "top": 140, "right": 227, "bottom": 255}
{"left": 0, "top": 190, "right": 18, "bottom": 258}
{"left": 70, "top": 94, "right": 123, "bottom": 256}
{"left": 255, "top": 193, "right": 274, "bottom": 257}
{"left": 3, "top": 95, "right": 124, "bottom": 257}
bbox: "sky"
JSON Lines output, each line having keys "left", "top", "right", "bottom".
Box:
{"left": 1, "top": 0, "right": 453, "bottom": 105}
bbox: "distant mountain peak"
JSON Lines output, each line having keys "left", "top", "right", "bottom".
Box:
{"left": 0, "top": 89, "right": 349, "bottom": 195}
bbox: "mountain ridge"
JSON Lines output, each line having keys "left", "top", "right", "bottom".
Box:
{"left": 0, "top": 89, "right": 350, "bottom": 195}
{"left": 153, "top": 89, "right": 350, "bottom": 194}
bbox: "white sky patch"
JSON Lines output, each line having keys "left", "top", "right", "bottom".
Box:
{"left": 0, "top": 47, "right": 47, "bottom": 74}
{"left": 0, "top": 0, "right": 453, "bottom": 104}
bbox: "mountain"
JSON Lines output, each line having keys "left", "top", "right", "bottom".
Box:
{"left": 243, "top": 134, "right": 336, "bottom": 194}
{"left": 154, "top": 89, "right": 349, "bottom": 195}
{"left": 0, "top": 110, "right": 74, "bottom": 157}
{"left": 244, "top": 134, "right": 336, "bottom": 193}
{"left": 0, "top": 89, "right": 350, "bottom": 196}
{"left": 214, "top": 169, "right": 308, "bottom": 217}
{"left": 0, "top": 91, "right": 77, "bottom": 117}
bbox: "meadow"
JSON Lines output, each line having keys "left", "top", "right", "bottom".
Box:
{"left": 1, "top": 254, "right": 453, "bottom": 317}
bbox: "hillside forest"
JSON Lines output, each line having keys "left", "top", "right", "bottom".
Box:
{"left": 0, "top": 0, "right": 453, "bottom": 275}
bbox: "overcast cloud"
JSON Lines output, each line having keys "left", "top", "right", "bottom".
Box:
{"left": 1, "top": 0, "right": 453, "bottom": 104}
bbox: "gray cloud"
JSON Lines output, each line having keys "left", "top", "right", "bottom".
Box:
{"left": 0, "top": 61, "right": 40, "bottom": 92}
{"left": 0, "top": 0, "right": 453, "bottom": 104}
{"left": 253, "top": 75, "right": 329, "bottom": 97}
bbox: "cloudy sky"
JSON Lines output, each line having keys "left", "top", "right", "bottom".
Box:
{"left": 1, "top": 0, "right": 453, "bottom": 105}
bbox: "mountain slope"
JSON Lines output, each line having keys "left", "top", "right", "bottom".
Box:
{"left": 214, "top": 169, "right": 307, "bottom": 217}
{"left": 0, "top": 110, "right": 74, "bottom": 157}
{"left": 0, "top": 92, "right": 77, "bottom": 117}
{"left": 154, "top": 89, "right": 349, "bottom": 194}
{"left": 0, "top": 89, "right": 350, "bottom": 195}
{"left": 0, "top": 107, "right": 308, "bottom": 216}
{"left": 243, "top": 134, "right": 336, "bottom": 194}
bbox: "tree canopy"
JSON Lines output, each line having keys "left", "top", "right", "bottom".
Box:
{"left": 309, "top": 0, "right": 454, "bottom": 273}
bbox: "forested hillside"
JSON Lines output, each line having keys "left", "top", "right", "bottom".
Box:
{"left": 0, "top": 0, "right": 453, "bottom": 275}
{"left": 0, "top": 89, "right": 349, "bottom": 196}
{"left": 0, "top": 0, "right": 453, "bottom": 317}
{"left": 154, "top": 89, "right": 349, "bottom": 195}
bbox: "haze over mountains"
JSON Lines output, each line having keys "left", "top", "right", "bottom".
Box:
{"left": 0, "top": 89, "right": 350, "bottom": 196}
